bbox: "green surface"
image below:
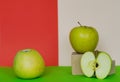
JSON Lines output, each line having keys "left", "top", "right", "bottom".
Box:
{"left": 0, "top": 66, "right": 120, "bottom": 82}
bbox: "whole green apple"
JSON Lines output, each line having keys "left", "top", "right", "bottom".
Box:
{"left": 69, "top": 22, "right": 99, "bottom": 53}
{"left": 13, "top": 49, "right": 45, "bottom": 79}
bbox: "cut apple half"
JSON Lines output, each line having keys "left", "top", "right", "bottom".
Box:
{"left": 80, "top": 52, "right": 95, "bottom": 77}
{"left": 80, "top": 51, "right": 112, "bottom": 79}
{"left": 96, "top": 52, "right": 112, "bottom": 79}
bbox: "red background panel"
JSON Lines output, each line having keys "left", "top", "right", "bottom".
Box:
{"left": 0, "top": 0, "right": 58, "bottom": 66}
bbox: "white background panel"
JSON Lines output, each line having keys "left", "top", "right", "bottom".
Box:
{"left": 58, "top": 0, "right": 120, "bottom": 66}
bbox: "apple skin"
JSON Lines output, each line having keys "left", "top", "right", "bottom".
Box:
{"left": 69, "top": 26, "right": 99, "bottom": 53}
{"left": 13, "top": 49, "right": 45, "bottom": 79}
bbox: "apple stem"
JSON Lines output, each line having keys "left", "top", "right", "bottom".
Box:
{"left": 78, "top": 21, "right": 82, "bottom": 26}
{"left": 94, "top": 50, "right": 99, "bottom": 58}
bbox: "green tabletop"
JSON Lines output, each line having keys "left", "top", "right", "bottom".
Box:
{"left": 0, "top": 66, "right": 120, "bottom": 82}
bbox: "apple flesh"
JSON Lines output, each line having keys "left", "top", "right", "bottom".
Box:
{"left": 80, "top": 51, "right": 112, "bottom": 79}
{"left": 69, "top": 24, "right": 99, "bottom": 54}
{"left": 13, "top": 49, "right": 45, "bottom": 79}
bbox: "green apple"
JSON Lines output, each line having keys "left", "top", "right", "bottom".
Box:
{"left": 69, "top": 22, "right": 99, "bottom": 53}
{"left": 13, "top": 49, "right": 45, "bottom": 79}
{"left": 80, "top": 51, "right": 112, "bottom": 79}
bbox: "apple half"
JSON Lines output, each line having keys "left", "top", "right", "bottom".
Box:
{"left": 80, "top": 51, "right": 112, "bottom": 79}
